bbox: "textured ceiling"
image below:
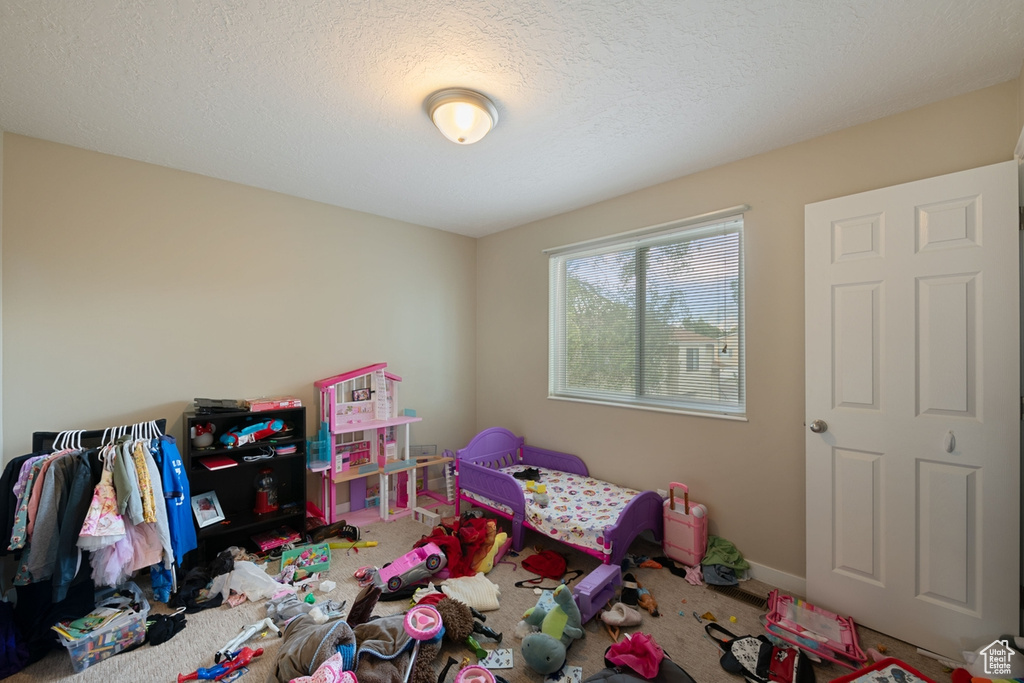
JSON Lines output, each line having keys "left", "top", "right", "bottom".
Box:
{"left": 1, "top": 1, "right": 1022, "bottom": 237}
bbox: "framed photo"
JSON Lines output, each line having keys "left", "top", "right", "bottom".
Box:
{"left": 191, "top": 491, "right": 226, "bottom": 528}
{"left": 351, "top": 388, "right": 371, "bottom": 402}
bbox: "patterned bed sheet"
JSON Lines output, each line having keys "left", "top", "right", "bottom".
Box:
{"left": 461, "top": 464, "right": 641, "bottom": 554}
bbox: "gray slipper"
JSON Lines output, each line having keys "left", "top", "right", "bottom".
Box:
{"left": 600, "top": 602, "right": 643, "bottom": 627}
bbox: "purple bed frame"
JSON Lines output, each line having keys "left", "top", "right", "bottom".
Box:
{"left": 452, "top": 427, "right": 664, "bottom": 567}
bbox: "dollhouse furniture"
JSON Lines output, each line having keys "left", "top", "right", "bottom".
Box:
{"left": 453, "top": 427, "right": 664, "bottom": 567}
{"left": 313, "top": 363, "right": 451, "bottom": 523}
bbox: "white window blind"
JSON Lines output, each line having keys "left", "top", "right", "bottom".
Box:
{"left": 548, "top": 214, "right": 745, "bottom": 417}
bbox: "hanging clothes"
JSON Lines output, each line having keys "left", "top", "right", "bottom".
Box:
{"left": 113, "top": 437, "right": 144, "bottom": 525}
{"left": 78, "top": 453, "right": 126, "bottom": 550}
{"left": 157, "top": 435, "right": 196, "bottom": 564}
{"left": 18, "top": 452, "right": 77, "bottom": 584}
{"left": 0, "top": 454, "right": 36, "bottom": 556}
{"left": 132, "top": 440, "right": 158, "bottom": 524}
{"left": 24, "top": 452, "right": 63, "bottom": 541}
{"left": 7, "top": 455, "right": 49, "bottom": 552}
{"left": 142, "top": 444, "right": 173, "bottom": 569}
{"left": 52, "top": 450, "right": 101, "bottom": 602}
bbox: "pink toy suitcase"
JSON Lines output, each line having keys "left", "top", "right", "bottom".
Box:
{"left": 662, "top": 482, "right": 708, "bottom": 566}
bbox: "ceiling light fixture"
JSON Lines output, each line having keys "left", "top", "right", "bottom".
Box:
{"left": 426, "top": 88, "right": 498, "bottom": 145}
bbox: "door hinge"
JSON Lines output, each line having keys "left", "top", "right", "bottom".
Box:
{"left": 1019, "top": 206, "right": 1023, "bottom": 231}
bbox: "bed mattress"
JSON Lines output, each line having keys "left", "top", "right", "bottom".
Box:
{"left": 461, "top": 464, "right": 641, "bottom": 554}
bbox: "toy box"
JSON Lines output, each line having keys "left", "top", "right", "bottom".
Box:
{"left": 55, "top": 582, "right": 149, "bottom": 672}
{"left": 281, "top": 542, "right": 332, "bottom": 573}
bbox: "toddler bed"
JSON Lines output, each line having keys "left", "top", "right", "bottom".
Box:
{"left": 452, "top": 427, "right": 663, "bottom": 567}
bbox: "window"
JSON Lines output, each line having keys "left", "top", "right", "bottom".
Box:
{"left": 686, "top": 348, "right": 700, "bottom": 372}
{"left": 548, "top": 212, "right": 745, "bottom": 417}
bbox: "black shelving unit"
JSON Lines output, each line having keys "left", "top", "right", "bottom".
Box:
{"left": 182, "top": 406, "right": 307, "bottom": 563}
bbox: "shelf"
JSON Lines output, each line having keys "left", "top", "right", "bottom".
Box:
{"left": 330, "top": 415, "right": 421, "bottom": 435}
{"left": 189, "top": 436, "right": 304, "bottom": 460}
{"left": 184, "top": 405, "right": 308, "bottom": 564}
{"left": 197, "top": 507, "right": 304, "bottom": 539}
{"left": 192, "top": 450, "right": 306, "bottom": 472}
{"left": 331, "top": 455, "right": 451, "bottom": 483}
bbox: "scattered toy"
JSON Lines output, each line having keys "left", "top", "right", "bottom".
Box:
{"left": 636, "top": 579, "right": 659, "bottom": 617}
{"left": 520, "top": 584, "right": 584, "bottom": 675}
{"left": 701, "top": 611, "right": 717, "bottom": 622}
{"left": 215, "top": 619, "right": 279, "bottom": 663}
{"left": 179, "top": 647, "right": 263, "bottom": 682}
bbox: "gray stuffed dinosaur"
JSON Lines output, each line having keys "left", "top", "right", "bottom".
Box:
{"left": 520, "top": 583, "right": 584, "bottom": 674}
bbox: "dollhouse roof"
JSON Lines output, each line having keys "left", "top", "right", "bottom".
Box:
{"left": 314, "top": 363, "right": 402, "bottom": 388}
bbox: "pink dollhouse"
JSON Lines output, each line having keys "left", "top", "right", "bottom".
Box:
{"left": 311, "top": 363, "right": 450, "bottom": 524}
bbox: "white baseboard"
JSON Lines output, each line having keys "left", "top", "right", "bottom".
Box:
{"left": 746, "top": 561, "right": 806, "bottom": 596}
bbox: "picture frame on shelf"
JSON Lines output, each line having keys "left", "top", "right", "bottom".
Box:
{"left": 351, "top": 388, "right": 371, "bottom": 402}
{"left": 191, "top": 491, "right": 226, "bottom": 528}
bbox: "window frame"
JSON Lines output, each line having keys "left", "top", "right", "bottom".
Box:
{"left": 547, "top": 207, "right": 748, "bottom": 420}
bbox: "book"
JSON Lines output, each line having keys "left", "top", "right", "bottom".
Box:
{"left": 251, "top": 525, "right": 301, "bottom": 552}
{"left": 199, "top": 455, "right": 237, "bottom": 470}
{"left": 52, "top": 606, "right": 126, "bottom": 640}
{"left": 244, "top": 396, "right": 303, "bottom": 412}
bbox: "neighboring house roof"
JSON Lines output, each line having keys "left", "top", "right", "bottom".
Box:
{"left": 673, "top": 329, "right": 719, "bottom": 344}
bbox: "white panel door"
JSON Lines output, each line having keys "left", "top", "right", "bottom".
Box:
{"left": 805, "top": 160, "right": 1019, "bottom": 658}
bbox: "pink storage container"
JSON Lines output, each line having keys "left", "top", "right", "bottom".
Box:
{"left": 662, "top": 482, "right": 708, "bottom": 566}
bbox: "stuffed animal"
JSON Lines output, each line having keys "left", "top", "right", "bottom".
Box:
{"left": 520, "top": 584, "right": 584, "bottom": 674}
{"left": 533, "top": 484, "right": 550, "bottom": 508}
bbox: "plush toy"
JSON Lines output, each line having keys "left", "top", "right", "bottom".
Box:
{"left": 533, "top": 484, "right": 550, "bottom": 508}
{"left": 520, "top": 584, "right": 584, "bottom": 674}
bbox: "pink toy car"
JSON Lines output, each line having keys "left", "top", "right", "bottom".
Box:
{"left": 373, "top": 542, "right": 447, "bottom": 592}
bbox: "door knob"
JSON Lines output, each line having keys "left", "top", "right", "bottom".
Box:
{"left": 809, "top": 419, "right": 828, "bottom": 434}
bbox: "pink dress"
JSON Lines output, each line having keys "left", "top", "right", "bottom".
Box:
{"left": 78, "top": 468, "right": 126, "bottom": 551}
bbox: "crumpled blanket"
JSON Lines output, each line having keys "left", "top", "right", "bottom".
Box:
{"left": 700, "top": 536, "right": 750, "bottom": 572}
{"left": 268, "top": 615, "right": 356, "bottom": 683}
{"left": 267, "top": 612, "right": 439, "bottom": 683}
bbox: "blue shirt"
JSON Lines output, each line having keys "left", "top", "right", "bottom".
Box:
{"left": 158, "top": 435, "right": 197, "bottom": 564}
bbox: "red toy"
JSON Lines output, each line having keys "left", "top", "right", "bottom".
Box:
{"left": 178, "top": 647, "right": 264, "bottom": 682}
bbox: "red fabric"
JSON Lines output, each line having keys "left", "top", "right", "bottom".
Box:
{"left": 522, "top": 549, "right": 567, "bottom": 579}
{"left": 415, "top": 592, "right": 446, "bottom": 606}
{"left": 606, "top": 632, "right": 664, "bottom": 679}
{"left": 413, "top": 517, "right": 496, "bottom": 578}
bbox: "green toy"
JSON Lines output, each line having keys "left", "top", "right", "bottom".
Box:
{"left": 521, "top": 584, "right": 584, "bottom": 674}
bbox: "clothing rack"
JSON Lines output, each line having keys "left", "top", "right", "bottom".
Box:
{"left": 32, "top": 419, "right": 168, "bottom": 453}
{"left": 30, "top": 418, "right": 175, "bottom": 594}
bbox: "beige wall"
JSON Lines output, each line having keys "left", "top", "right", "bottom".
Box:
{"left": 476, "top": 80, "right": 1020, "bottom": 578}
{"left": 1019, "top": 60, "right": 1024, "bottom": 134}
{"left": 1, "top": 135, "right": 478, "bottom": 505}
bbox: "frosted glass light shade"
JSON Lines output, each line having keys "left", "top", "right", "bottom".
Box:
{"left": 426, "top": 89, "right": 498, "bottom": 145}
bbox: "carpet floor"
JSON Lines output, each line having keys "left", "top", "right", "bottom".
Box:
{"left": 6, "top": 508, "right": 952, "bottom": 682}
